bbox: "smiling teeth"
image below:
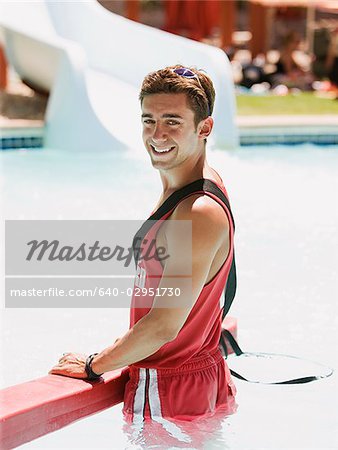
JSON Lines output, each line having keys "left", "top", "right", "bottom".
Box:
{"left": 152, "top": 146, "right": 173, "bottom": 153}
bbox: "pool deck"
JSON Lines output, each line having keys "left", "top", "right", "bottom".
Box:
{"left": 0, "top": 118, "right": 44, "bottom": 133}
{"left": 237, "top": 115, "right": 338, "bottom": 145}
{"left": 0, "top": 118, "right": 44, "bottom": 128}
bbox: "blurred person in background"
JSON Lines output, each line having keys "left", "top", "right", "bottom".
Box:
{"left": 312, "top": 27, "right": 331, "bottom": 80}
{"left": 326, "top": 26, "right": 338, "bottom": 91}
{"left": 272, "top": 31, "right": 314, "bottom": 90}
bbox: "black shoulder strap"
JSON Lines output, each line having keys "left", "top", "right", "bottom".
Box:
{"left": 132, "top": 178, "right": 237, "bottom": 319}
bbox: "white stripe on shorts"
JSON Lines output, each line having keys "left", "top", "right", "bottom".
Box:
{"left": 148, "top": 368, "right": 162, "bottom": 418}
{"left": 132, "top": 368, "right": 146, "bottom": 424}
{"left": 148, "top": 368, "right": 191, "bottom": 443}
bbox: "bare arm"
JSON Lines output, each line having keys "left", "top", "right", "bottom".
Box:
{"left": 91, "top": 195, "right": 229, "bottom": 373}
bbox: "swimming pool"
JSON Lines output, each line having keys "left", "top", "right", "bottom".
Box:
{"left": 1, "top": 144, "right": 338, "bottom": 449}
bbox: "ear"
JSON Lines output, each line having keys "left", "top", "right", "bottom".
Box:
{"left": 198, "top": 117, "right": 214, "bottom": 140}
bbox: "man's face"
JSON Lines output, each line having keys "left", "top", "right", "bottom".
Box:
{"left": 141, "top": 93, "right": 205, "bottom": 171}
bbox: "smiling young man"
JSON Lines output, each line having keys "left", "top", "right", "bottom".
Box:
{"left": 50, "top": 65, "right": 237, "bottom": 422}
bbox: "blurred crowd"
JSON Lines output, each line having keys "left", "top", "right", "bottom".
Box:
{"left": 226, "top": 26, "right": 338, "bottom": 97}
{"left": 97, "top": 1, "right": 338, "bottom": 98}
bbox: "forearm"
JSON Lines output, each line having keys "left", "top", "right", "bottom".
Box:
{"left": 91, "top": 314, "right": 170, "bottom": 374}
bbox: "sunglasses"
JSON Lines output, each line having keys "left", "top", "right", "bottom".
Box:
{"left": 172, "top": 67, "right": 210, "bottom": 116}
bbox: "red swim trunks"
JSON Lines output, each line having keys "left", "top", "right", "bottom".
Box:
{"left": 123, "top": 348, "right": 237, "bottom": 422}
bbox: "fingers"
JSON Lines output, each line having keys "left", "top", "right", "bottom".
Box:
{"left": 58, "top": 352, "right": 71, "bottom": 363}
{"left": 49, "top": 366, "right": 62, "bottom": 375}
{"left": 49, "top": 369, "right": 83, "bottom": 379}
{"left": 49, "top": 365, "right": 68, "bottom": 376}
{"left": 57, "top": 352, "right": 80, "bottom": 364}
{"left": 58, "top": 356, "right": 69, "bottom": 364}
{"left": 48, "top": 364, "right": 86, "bottom": 379}
{"left": 49, "top": 353, "right": 88, "bottom": 379}
{"left": 50, "top": 361, "right": 69, "bottom": 372}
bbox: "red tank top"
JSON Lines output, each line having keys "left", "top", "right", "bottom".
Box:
{"left": 130, "top": 179, "right": 234, "bottom": 369}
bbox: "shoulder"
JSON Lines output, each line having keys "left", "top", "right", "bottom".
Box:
{"left": 173, "top": 193, "right": 228, "bottom": 222}
{"left": 168, "top": 194, "right": 229, "bottom": 246}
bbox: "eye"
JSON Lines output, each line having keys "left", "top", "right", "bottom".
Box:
{"left": 167, "top": 120, "right": 180, "bottom": 126}
{"left": 142, "top": 119, "right": 155, "bottom": 125}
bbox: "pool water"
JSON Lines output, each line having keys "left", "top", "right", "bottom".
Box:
{"left": 1, "top": 144, "right": 338, "bottom": 449}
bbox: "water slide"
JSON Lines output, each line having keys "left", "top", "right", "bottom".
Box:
{"left": 0, "top": 1, "right": 238, "bottom": 151}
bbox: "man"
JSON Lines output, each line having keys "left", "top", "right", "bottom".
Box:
{"left": 50, "top": 65, "right": 237, "bottom": 421}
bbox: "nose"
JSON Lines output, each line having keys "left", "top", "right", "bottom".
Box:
{"left": 152, "top": 123, "right": 167, "bottom": 143}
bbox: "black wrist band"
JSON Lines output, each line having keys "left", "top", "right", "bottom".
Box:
{"left": 85, "top": 353, "right": 103, "bottom": 380}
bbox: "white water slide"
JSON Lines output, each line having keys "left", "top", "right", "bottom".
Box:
{"left": 0, "top": 1, "right": 238, "bottom": 151}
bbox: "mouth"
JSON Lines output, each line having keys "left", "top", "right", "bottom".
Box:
{"left": 150, "top": 144, "right": 176, "bottom": 155}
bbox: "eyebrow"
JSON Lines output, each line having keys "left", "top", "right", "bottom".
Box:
{"left": 141, "top": 113, "right": 183, "bottom": 119}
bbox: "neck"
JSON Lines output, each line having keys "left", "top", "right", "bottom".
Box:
{"left": 158, "top": 147, "right": 211, "bottom": 197}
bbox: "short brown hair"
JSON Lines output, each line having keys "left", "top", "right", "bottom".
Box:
{"left": 139, "top": 65, "right": 215, "bottom": 128}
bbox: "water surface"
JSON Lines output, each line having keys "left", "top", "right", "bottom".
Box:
{"left": 1, "top": 144, "right": 337, "bottom": 449}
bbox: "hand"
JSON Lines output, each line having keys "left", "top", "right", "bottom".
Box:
{"left": 49, "top": 352, "right": 88, "bottom": 379}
